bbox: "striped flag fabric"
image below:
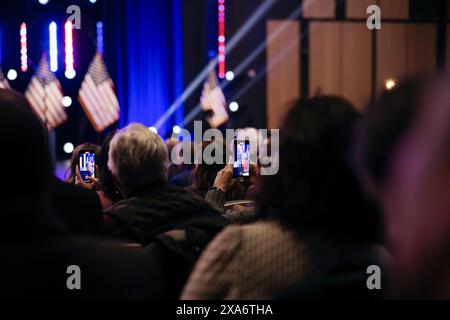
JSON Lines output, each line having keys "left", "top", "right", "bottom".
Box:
{"left": 25, "top": 53, "right": 67, "bottom": 130}
{"left": 0, "top": 67, "right": 10, "bottom": 89}
{"left": 200, "top": 61, "right": 229, "bottom": 128}
{"left": 78, "top": 52, "right": 119, "bottom": 132}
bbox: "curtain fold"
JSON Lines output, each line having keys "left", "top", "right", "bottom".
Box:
{"left": 104, "top": 0, "right": 184, "bottom": 136}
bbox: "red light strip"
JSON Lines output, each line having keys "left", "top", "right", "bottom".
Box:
{"left": 20, "top": 22, "right": 27, "bottom": 72}
{"left": 218, "top": 0, "right": 225, "bottom": 79}
{"left": 65, "top": 21, "right": 75, "bottom": 78}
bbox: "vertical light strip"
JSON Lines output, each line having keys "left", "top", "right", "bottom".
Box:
{"left": 49, "top": 22, "right": 58, "bottom": 72}
{"left": 20, "top": 22, "right": 27, "bottom": 72}
{"left": 64, "top": 20, "right": 75, "bottom": 79}
{"left": 218, "top": 0, "right": 226, "bottom": 79}
{"left": 96, "top": 21, "right": 104, "bottom": 55}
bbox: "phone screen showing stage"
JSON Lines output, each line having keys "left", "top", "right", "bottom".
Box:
{"left": 234, "top": 140, "right": 250, "bottom": 178}
{"left": 79, "top": 151, "right": 96, "bottom": 183}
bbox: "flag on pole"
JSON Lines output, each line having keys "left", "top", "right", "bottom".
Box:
{"left": 25, "top": 53, "right": 67, "bottom": 130}
{"left": 78, "top": 52, "right": 119, "bottom": 132}
{"left": 200, "top": 61, "right": 229, "bottom": 128}
{"left": 0, "top": 67, "right": 10, "bottom": 89}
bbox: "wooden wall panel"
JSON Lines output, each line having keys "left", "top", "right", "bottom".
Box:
{"left": 347, "top": 0, "right": 409, "bottom": 19}
{"left": 377, "top": 23, "right": 436, "bottom": 92}
{"left": 347, "top": 0, "right": 374, "bottom": 19}
{"left": 309, "top": 22, "right": 340, "bottom": 98}
{"left": 378, "top": 0, "right": 409, "bottom": 19}
{"left": 266, "top": 20, "right": 301, "bottom": 130}
{"left": 309, "top": 22, "right": 372, "bottom": 111}
{"left": 302, "top": 0, "right": 335, "bottom": 18}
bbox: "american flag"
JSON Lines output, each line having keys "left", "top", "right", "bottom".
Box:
{"left": 78, "top": 53, "right": 119, "bottom": 132}
{"left": 200, "top": 61, "right": 229, "bottom": 128}
{"left": 25, "top": 53, "right": 67, "bottom": 130}
{"left": 0, "top": 67, "right": 10, "bottom": 89}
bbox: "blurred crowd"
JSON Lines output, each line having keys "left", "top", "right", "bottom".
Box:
{"left": 1, "top": 73, "right": 449, "bottom": 299}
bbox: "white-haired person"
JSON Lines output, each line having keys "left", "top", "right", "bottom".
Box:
{"left": 104, "top": 123, "right": 229, "bottom": 243}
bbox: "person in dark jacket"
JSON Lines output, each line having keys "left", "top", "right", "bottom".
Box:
{"left": 104, "top": 123, "right": 229, "bottom": 245}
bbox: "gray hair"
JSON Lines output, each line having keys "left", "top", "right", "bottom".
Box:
{"left": 108, "top": 123, "right": 168, "bottom": 196}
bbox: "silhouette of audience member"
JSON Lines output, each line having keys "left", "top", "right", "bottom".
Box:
{"left": 360, "top": 75, "right": 450, "bottom": 298}
{"left": 66, "top": 143, "right": 100, "bottom": 188}
{"left": 0, "top": 88, "right": 168, "bottom": 299}
{"left": 181, "top": 96, "right": 381, "bottom": 299}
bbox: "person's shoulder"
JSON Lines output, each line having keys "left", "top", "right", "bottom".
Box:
{"left": 239, "top": 220, "right": 286, "bottom": 238}
{"left": 212, "top": 221, "right": 283, "bottom": 249}
{"left": 102, "top": 195, "right": 143, "bottom": 220}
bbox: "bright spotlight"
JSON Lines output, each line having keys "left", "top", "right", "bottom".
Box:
{"left": 149, "top": 127, "right": 158, "bottom": 134}
{"left": 385, "top": 78, "right": 397, "bottom": 91}
{"left": 7, "top": 69, "right": 17, "bottom": 81}
{"left": 172, "top": 125, "right": 181, "bottom": 134}
{"left": 63, "top": 142, "right": 74, "bottom": 154}
{"left": 65, "top": 69, "right": 76, "bottom": 79}
{"left": 229, "top": 101, "right": 239, "bottom": 112}
{"left": 225, "top": 71, "right": 235, "bottom": 81}
{"left": 39, "top": 0, "right": 49, "bottom": 5}
{"left": 89, "top": 0, "right": 97, "bottom": 3}
{"left": 247, "top": 69, "right": 256, "bottom": 78}
{"left": 62, "top": 96, "right": 72, "bottom": 107}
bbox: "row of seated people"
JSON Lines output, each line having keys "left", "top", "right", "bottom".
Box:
{"left": 1, "top": 73, "right": 449, "bottom": 299}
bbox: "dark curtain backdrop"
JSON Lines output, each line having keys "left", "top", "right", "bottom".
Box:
{"left": 103, "top": 0, "right": 184, "bottom": 137}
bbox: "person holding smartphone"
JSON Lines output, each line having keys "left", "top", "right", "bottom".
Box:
{"left": 65, "top": 143, "right": 101, "bottom": 190}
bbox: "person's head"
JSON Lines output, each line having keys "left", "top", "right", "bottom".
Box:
{"left": 0, "top": 89, "right": 50, "bottom": 200}
{"left": 108, "top": 123, "right": 169, "bottom": 197}
{"left": 66, "top": 143, "right": 100, "bottom": 184}
{"left": 256, "top": 96, "right": 380, "bottom": 243}
{"left": 0, "top": 89, "right": 57, "bottom": 237}
{"left": 360, "top": 75, "right": 450, "bottom": 297}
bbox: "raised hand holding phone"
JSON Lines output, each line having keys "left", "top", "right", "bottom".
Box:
{"left": 75, "top": 164, "right": 101, "bottom": 191}
{"left": 213, "top": 164, "right": 234, "bottom": 193}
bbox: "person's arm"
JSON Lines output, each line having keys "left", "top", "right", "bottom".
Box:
{"left": 205, "top": 164, "right": 233, "bottom": 211}
{"left": 97, "top": 191, "right": 115, "bottom": 210}
{"left": 205, "top": 188, "right": 226, "bottom": 212}
{"left": 75, "top": 165, "right": 101, "bottom": 191}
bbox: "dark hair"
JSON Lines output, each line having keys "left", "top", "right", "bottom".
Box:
{"left": 98, "top": 130, "right": 122, "bottom": 202}
{"left": 0, "top": 89, "right": 50, "bottom": 196}
{"left": 189, "top": 141, "right": 228, "bottom": 197}
{"left": 65, "top": 143, "right": 100, "bottom": 184}
{"left": 0, "top": 89, "right": 60, "bottom": 237}
{"left": 256, "top": 96, "right": 380, "bottom": 243}
{"left": 361, "top": 78, "right": 425, "bottom": 187}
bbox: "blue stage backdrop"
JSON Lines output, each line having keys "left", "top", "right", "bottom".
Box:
{"left": 104, "top": 0, "right": 184, "bottom": 137}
